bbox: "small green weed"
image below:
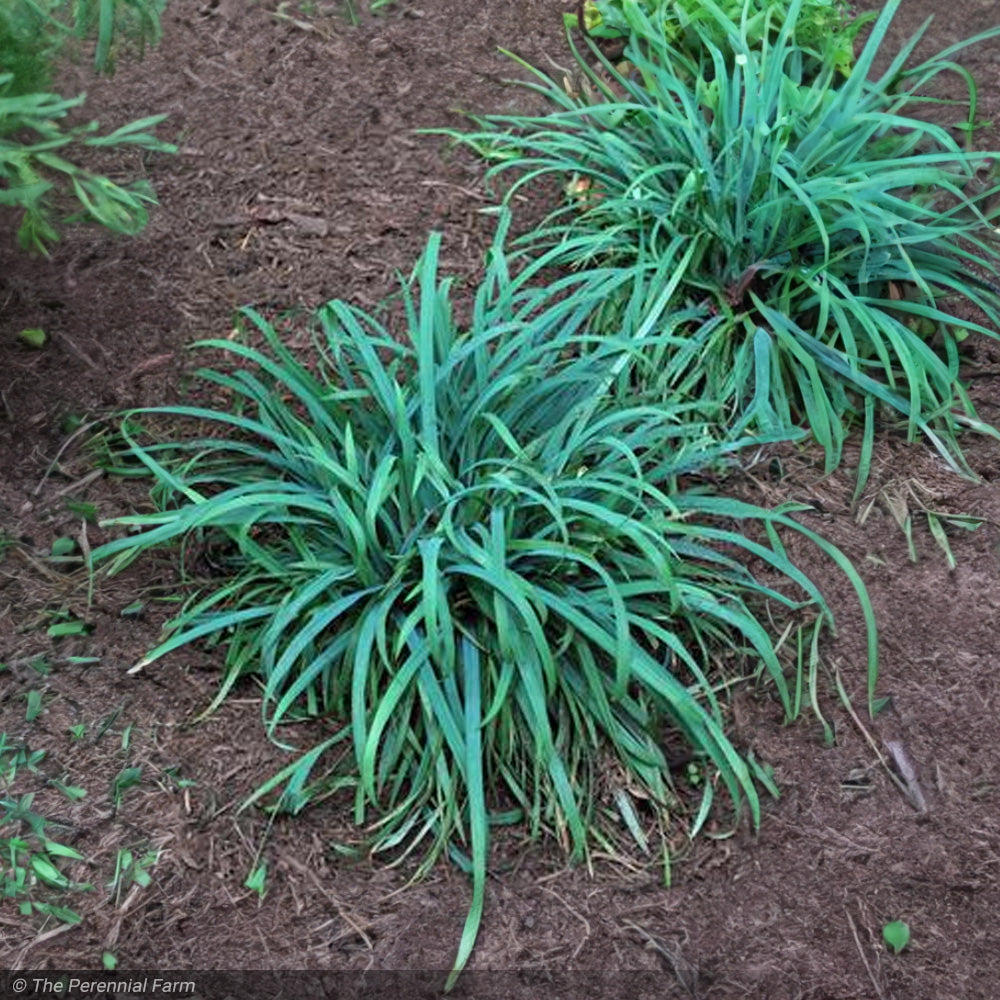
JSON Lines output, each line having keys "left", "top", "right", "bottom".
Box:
{"left": 107, "top": 846, "right": 158, "bottom": 906}
{"left": 1, "top": 734, "right": 45, "bottom": 783}
{"left": 65, "top": 499, "right": 99, "bottom": 523}
{"left": 49, "top": 778, "right": 87, "bottom": 801}
{"left": 110, "top": 766, "right": 142, "bottom": 810}
{"left": 51, "top": 536, "right": 77, "bottom": 559}
{"left": 883, "top": 919, "right": 911, "bottom": 954}
{"left": 28, "top": 655, "right": 52, "bottom": 676}
{"left": 46, "top": 611, "right": 93, "bottom": 637}
{"left": 17, "top": 327, "right": 46, "bottom": 348}
{"left": 243, "top": 862, "right": 267, "bottom": 899}
{"left": 23, "top": 689, "right": 44, "bottom": 722}
{"left": 95, "top": 704, "right": 125, "bottom": 742}
{"left": 158, "top": 766, "right": 196, "bottom": 792}
{"left": 1, "top": 737, "right": 93, "bottom": 923}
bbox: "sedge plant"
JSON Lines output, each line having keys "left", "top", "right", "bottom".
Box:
{"left": 91, "top": 225, "right": 875, "bottom": 983}
{"left": 442, "top": 0, "right": 1000, "bottom": 488}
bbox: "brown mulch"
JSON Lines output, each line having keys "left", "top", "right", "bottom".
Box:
{"left": 2, "top": 2, "right": 1000, "bottom": 998}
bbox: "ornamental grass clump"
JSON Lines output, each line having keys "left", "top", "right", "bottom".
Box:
{"left": 92, "top": 228, "right": 873, "bottom": 982}
{"left": 444, "top": 0, "right": 1000, "bottom": 482}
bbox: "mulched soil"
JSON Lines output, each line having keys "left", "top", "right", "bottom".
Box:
{"left": 2, "top": 2, "right": 1000, "bottom": 997}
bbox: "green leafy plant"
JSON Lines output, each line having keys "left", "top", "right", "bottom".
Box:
{"left": 46, "top": 609, "right": 92, "bottom": 636}
{"left": 24, "top": 689, "right": 44, "bottom": 721}
{"left": 0, "top": 95, "right": 174, "bottom": 253}
{"left": 568, "top": 0, "right": 870, "bottom": 79}
{"left": 0, "top": 0, "right": 62, "bottom": 95}
{"left": 1, "top": 733, "right": 45, "bottom": 784}
{"left": 28, "top": 656, "right": 51, "bottom": 676}
{"left": 64, "top": 0, "right": 166, "bottom": 75}
{"left": 92, "top": 228, "right": 876, "bottom": 982}
{"left": 883, "top": 919, "right": 910, "bottom": 954}
{"left": 244, "top": 862, "right": 267, "bottom": 899}
{"left": 109, "top": 765, "right": 142, "bottom": 809}
{"left": 0, "top": 0, "right": 173, "bottom": 253}
{"left": 49, "top": 778, "right": 87, "bottom": 800}
{"left": 65, "top": 499, "right": 99, "bottom": 522}
{"left": 158, "top": 765, "right": 196, "bottom": 791}
{"left": 106, "top": 845, "right": 158, "bottom": 906}
{"left": 0, "top": 0, "right": 165, "bottom": 88}
{"left": 444, "top": 0, "right": 1000, "bottom": 485}
{"left": 18, "top": 326, "right": 47, "bottom": 347}
{"left": 1, "top": 736, "right": 93, "bottom": 923}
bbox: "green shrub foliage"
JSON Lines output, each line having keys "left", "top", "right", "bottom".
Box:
{"left": 0, "top": 0, "right": 171, "bottom": 253}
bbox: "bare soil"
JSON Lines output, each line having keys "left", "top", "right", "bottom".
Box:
{"left": 2, "top": 2, "right": 1000, "bottom": 998}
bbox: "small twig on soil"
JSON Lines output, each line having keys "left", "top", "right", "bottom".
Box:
{"left": 52, "top": 331, "right": 100, "bottom": 371}
{"left": 250, "top": 905, "right": 276, "bottom": 965}
{"left": 845, "top": 907, "right": 888, "bottom": 1000}
{"left": 34, "top": 418, "right": 106, "bottom": 495}
{"left": 126, "top": 353, "right": 176, "bottom": 379}
{"left": 269, "top": 4, "right": 333, "bottom": 38}
{"left": 13, "top": 544, "right": 77, "bottom": 585}
{"left": 885, "top": 740, "right": 928, "bottom": 815}
{"left": 419, "top": 179, "right": 492, "bottom": 203}
{"left": 182, "top": 65, "right": 225, "bottom": 92}
{"left": 541, "top": 885, "right": 592, "bottom": 961}
{"left": 283, "top": 854, "right": 374, "bottom": 951}
{"left": 622, "top": 921, "right": 699, "bottom": 998}
{"left": 834, "top": 666, "right": 926, "bottom": 814}
{"left": 588, "top": 850, "right": 648, "bottom": 874}
{"left": 14, "top": 920, "right": 78, "bottom": 965}
{"left": 49, "top": 467, "right": 105, "bottom": 501}
{"left": 541, "top": 49, "right": 575, "bottom": 77}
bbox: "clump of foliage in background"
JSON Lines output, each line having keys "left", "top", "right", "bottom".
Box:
{"left": 0, "top": 0, "right": 172, "bottom": 253}
{"left": 0, "top": 0, "right": 164, "bottom": 86}
{"left": 0, "top": 0, "right": 60, "bottom": 95}
{"left": 568, "top": 0, "right": 872, "bottom": 78}
{"left": 446, "top": 0, "right": 1000, "bottom": 484}
{"left": 92, "top": 228, "right": 875, "bottom": 985}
